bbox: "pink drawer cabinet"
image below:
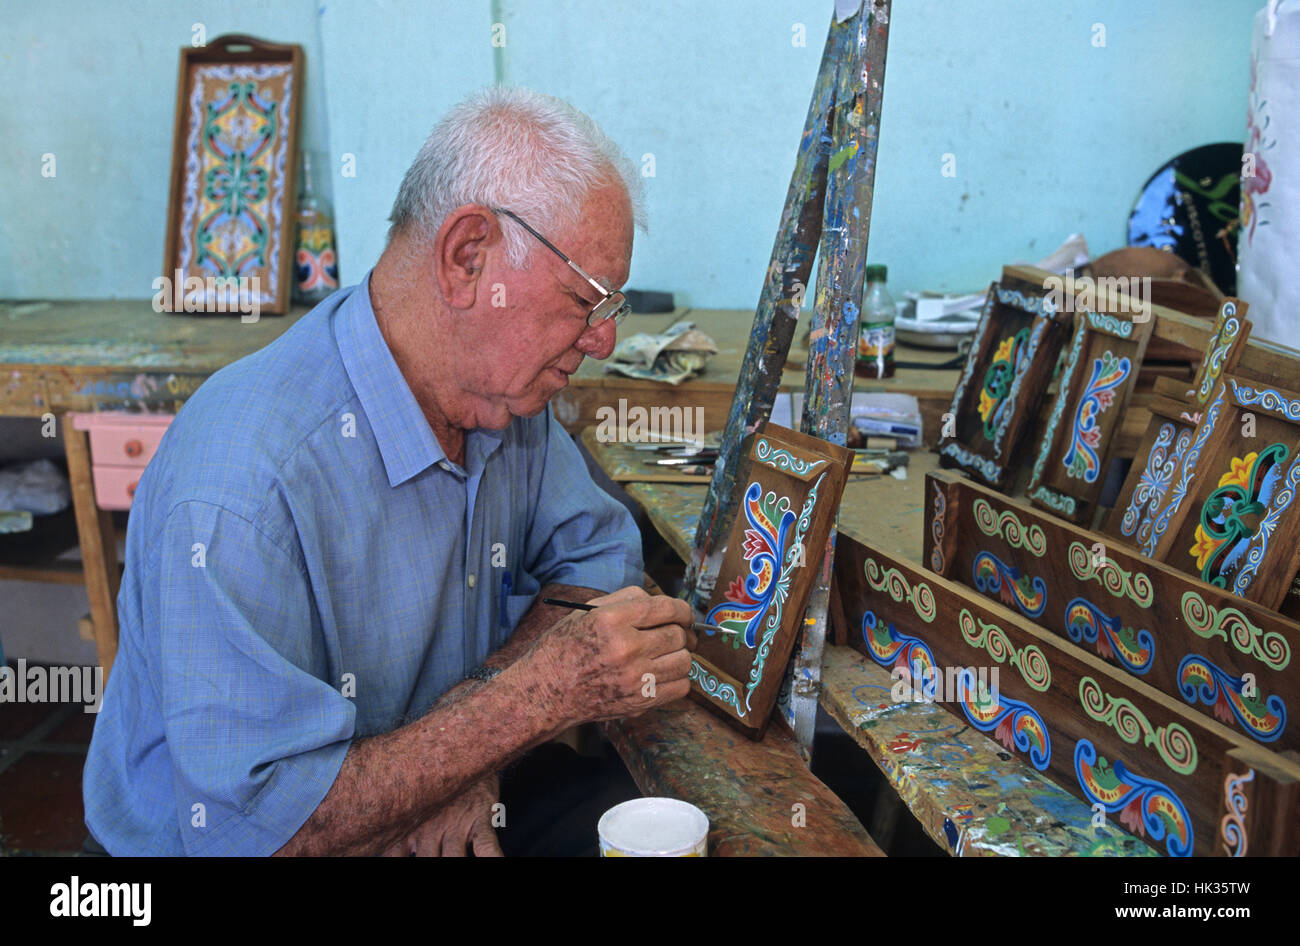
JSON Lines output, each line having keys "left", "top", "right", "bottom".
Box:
{"left": 69, "top": 412, "right": 175, "bottom": 510}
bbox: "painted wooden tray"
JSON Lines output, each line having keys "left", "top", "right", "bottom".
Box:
{"left": 688, "top": 423, "right": 851, "bottom": 739}
{"left": 1103, "top": 299, "right": 1251, "bottom": 551}
{"left": 937, "top": 282, "right": 1068, "bottom": 490}
{"left": 1027, "top": 309, "right": 1154, "bottom": 523}
{"left": 162, "top": 34, "right": 304, "bottom": 316}
{"left": 1147, "top": 375, "right": 1300, "bottom": 610}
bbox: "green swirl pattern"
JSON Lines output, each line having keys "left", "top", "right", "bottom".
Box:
{"left": 1086, "top": 310, "right": 1135, "bottom": 338}
{"left": 1180, "top": 591, "right": 1290, "bottom": 671}
{"left": 690, "top": 660, "right": 741, "bottom": 715}
{"left": 1078, "top": 676, "right": 1198, "bottom": 775}
{"left": 1069, "top": 541, "right": 1153, "bottom": 606}
{"left": 958, "top": 608, "right": 1051, "bottom": 691}
{"left": 863, "top": 557, "right": 936, "bottom": 623}
{"left": 972, "top": 498, "right": 1047, "bottom": 556}
{"left": 754, "top": 437, "right": 827, "bottom": 476}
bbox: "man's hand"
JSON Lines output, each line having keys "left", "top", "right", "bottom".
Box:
{"left": 380, "top": 774, "right": 503, "bottom": 857}
{"left": 520, "top": 586, "right": 698, "bottom": 728}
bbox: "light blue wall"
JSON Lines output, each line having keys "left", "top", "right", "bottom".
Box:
{"left": 0, "top": 0, "right": 1259, "bottom": 307}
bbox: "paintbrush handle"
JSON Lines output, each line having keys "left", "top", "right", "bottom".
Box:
{"left": 542, "top": 597, "right": 737, "bottom": 635}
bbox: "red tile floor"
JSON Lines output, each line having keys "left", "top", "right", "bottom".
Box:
{"left": 0, "top": 662, "right": 95, "bottom": 856}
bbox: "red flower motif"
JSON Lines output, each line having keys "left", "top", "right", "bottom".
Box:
{"left": 742, "top": 529, "right": 771, "bottom": 560}
{"left": 1095, "top": 388, "right": 1115, "bottom": 411}
{"left": 1096, "top": 633, "right": 1114, "bottom": 661}
{"left": 727, "top": 575, "right": 756, "bottom": 606}
{"left": 994, "top": 714, "right": 1015, "bottom": 750}
{"left": 1214, "top": 691, "right": 1233, "bottom": 725}
{"left": 1119, "top": 798, "right": 1146, "bottom": 837}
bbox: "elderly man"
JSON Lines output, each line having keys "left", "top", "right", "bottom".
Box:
{"left": 83, "top": 87, "right": 695, "bottom": 856}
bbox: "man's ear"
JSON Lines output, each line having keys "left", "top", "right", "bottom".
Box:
{"left": 434, "top": 206, "right": 497, "bottom": 309}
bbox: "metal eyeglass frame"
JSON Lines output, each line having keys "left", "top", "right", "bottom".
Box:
{"left": 491, "top": 207, "right": 631, "bottom": 326}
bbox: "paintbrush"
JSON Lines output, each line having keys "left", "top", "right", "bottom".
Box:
{"left": 541, "top": 597, "right": 736, "bottom": 636}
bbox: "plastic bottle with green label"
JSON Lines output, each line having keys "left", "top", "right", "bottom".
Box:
{"left": 856, "top": 263, "right": 896, "bottom": 379}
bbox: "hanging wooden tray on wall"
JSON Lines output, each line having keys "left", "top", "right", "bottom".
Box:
{"left": 162, "top": 34, "right": 303, "bottom": 316}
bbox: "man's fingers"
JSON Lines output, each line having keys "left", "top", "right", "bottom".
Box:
{"left": 586, "top": 585, "right": 648, "bottom": 607}
{"left": 602, "top": 594, "right": 693, "bottom": 634}
{"left": 440, "top": 831, "right": 469, "bottom": 857}
{"left": 471, "top": 823, "right": 504, "bottom": 857}
{"left": 634, "top": 622, "right": 692, "bottom": 660}
{"left": 648, "top": 647, "right": 693, "bottom": 684}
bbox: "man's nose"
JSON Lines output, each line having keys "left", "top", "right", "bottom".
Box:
{"left": 576, "top": 317, "right": 618, "bottom": 359}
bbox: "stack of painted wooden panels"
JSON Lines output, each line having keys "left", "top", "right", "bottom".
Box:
{"left": 840, "top": 268, "right": 1300, "bottom": 856}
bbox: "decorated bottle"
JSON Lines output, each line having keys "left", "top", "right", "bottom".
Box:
{"left": 292, "top": 151, "right": 339, "bottom": 305}
{"left": 856, "top": 264, "right": 896, "bottom": 379}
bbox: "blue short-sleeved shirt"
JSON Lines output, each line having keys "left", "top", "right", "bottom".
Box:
{"left": 83, "top": 273, "right": 643, "bottom": 856}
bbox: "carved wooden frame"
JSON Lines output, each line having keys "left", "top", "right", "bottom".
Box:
{"left": 1027, "top": 309, "right": 1154, "bottom": 523}
{"left": 937, "top": 282, "right": 1068, "bottom": 490}
{"left": 688, "top": 423, "right": 851, "bottom": 738}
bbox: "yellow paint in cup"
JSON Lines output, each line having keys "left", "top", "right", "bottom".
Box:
{"left": 598, "top": 797, "right": 709, "bottom": 857}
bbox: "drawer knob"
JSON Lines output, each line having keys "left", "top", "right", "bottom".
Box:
{"left": 124, "top": 439, "right": 144, "bottom": 458}
{"left": 127, "top": 480, "right": 138, "bottom": 498}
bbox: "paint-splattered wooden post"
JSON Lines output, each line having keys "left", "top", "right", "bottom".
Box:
{"left": 680, "top": 17, "right": 839, "bottom": 614}
{"left": 786, "top": 2, "right": 892, "bottom": 752}
{"left": 682, "top": 1, "right": 893, "bottom": 757}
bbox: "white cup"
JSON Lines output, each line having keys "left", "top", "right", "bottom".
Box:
{"left": 598, "top": 797, "right": 709, "bottom": 857}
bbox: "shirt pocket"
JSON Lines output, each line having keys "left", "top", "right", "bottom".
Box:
{"left": 495, "top": 568, "right": 541, "bottom": 643}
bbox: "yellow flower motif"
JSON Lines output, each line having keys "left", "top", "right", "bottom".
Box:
{"left": 1189, "top": 523, "right": 1223, "bottom": 571}
{"left": 993, "top": 336, "right": 1016, "bottom": 364}
{"left": 1217, "top": 452, "right": 1258, "bottom": 489}
{"left": 978, "top": 388, "right": 997, "bottom": 421}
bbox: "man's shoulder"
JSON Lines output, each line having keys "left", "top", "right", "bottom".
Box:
{"left": 144, "top": 294, "right": 359, "bottom": 518}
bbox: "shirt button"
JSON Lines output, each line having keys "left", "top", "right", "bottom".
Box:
{"left": 467, "top": 574, "right": 476, "bottom": 588}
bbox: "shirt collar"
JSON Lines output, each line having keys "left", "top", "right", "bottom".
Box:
{"left": 336, "top": 271, "right": 505, "bottom": 487}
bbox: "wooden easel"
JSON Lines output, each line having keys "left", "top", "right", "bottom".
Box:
{"left": 682, "top": 0, "right": 893, "bottom": 757}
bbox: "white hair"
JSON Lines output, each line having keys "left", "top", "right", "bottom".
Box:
{"left": 388, "top": 86, "right": 646, "bottom": 266}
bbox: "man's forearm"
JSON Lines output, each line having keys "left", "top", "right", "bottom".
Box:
{"left": 274, "top": 583, "right": 601, "bottom": 856}
{"left": 482, "top": 582, "right": 602, "bottom": 671}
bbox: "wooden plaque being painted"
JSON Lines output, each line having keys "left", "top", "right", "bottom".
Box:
{"left": 689, "top": 424, "right": 851, "bottom": 739}
{"left": 937, "top": 282, "right": 1068, "bottom": 490}
{"left": 162, "top": 34, "right": 304, "bottom": 316}
{"left": 1027, "top": 309, "right": 1153, "bottom": 523}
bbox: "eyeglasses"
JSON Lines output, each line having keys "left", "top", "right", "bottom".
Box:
{"left": 491, "top": 208, "right": 631, "bottom": 326}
